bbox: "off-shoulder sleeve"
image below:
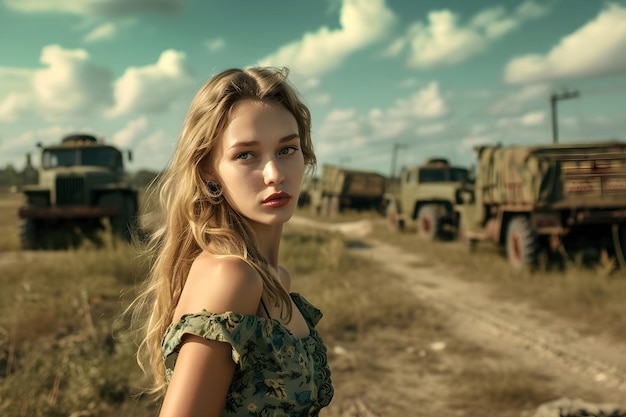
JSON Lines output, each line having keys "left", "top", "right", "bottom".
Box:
{"left": 162, "top": 311, "right": 263, "bottom": 381}
{"left": 291, "top": 293, "right": 323, "bottom": 327}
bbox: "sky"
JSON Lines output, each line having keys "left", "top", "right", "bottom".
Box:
{"left": 0, "top": 0, "right": 625, "bottom": 177}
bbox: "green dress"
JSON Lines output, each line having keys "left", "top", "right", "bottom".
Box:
{"left": 162, "top": 293, "right": 334, "bottom": 417}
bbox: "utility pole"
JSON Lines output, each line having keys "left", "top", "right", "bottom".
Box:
{"left": 550, "top": 89, "right": 579, "bottom": 144}
{"left": 390, "top": 143, "right": 407, "bottom": 180}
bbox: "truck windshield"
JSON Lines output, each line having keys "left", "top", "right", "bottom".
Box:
{"left": 419, "top": 168, "right": 469, "bottom": 183}
{"left": 43, "top": 148, "right": 122, "bottom": 169}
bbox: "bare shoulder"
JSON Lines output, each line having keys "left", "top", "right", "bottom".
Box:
{"left": 173, "top": 253, "right": 264, "bottom": 323}
{"left": 278, "top": 265, "right": 292, "bottom": 292}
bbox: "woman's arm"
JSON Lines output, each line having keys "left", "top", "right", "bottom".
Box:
{"left": 159, "top": 254, "right": 264, "bottom": 417}
{"left": 159, "top": 336, "right": 235, "bottom": 417}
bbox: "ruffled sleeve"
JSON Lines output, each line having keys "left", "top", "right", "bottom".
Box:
{"left": 162, "top": 311, "right": 264, "bottom": 381}
{"left": 291, "top": 293, "right": 323, "bottom": 327}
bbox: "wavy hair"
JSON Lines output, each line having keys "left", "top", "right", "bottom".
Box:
{"left": 130, "top": 67, "right": 316, "bottom": 395}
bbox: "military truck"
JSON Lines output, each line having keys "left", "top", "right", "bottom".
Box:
{"left": 456, "top": 141, "right": 626, "bottom": 269}
{"left": 385, "top": 158, "right": 474, "bottom": 240}
{"left": 17, "top": 133, "right": 138, "bottom": 249}
{"left": 309, "top": 164, "right": 386, "bottom": 216}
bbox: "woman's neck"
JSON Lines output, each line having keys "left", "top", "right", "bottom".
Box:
{"left": 250, "top": 223, "right": 283, "bottom": 267}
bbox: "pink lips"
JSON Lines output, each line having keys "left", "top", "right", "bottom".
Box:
{"left": 262, "top": 191, "right": 291, "bottom": 208}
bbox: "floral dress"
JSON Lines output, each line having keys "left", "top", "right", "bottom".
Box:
{"left": 162, "top": 293, "right": 334, "bottom": 417}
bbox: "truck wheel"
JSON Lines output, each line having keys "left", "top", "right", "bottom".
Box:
{"left": 19, "top": 218, "right": 38, "bottom": 249}
{"left": 506, "top": 216, "right": 538, "bottom": 269}
{"left": 99, "top": 193, "right": 138, "bottom": 242}
{"left": 417, "top": 205, "right": 441, "bottom": 240}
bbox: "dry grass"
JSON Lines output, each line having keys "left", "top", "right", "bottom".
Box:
{"left": 0, "top": 192, "right": 22, "bottom": 251}
{"left": 369, "top": 216, "right": 626, "bottom": 344}
{"left": 1, "top": 199, "right": 618, "bottom": 416}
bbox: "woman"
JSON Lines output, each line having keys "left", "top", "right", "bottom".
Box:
{"left": 133, "top": 67, "right": 334, "bottom": 416}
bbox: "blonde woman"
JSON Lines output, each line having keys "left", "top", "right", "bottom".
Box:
{"left": 133, "top": 67, "right": 334, "bottom": 416}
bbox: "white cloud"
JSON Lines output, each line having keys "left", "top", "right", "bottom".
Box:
{"left": 204, "top": 37, "right": 225, "bottom": 53}
{"left": 111, "top": 116, "right": 148, "bottom": 148}
{"left": 258, "top": 0, "right": 396, "bottom": 77}
{"left": 106, "top": 49, "right": 195, "bottom": 118}
{"left": 318, "top": 108, "right": 361, "bottom": 138}
{"left": 461, "top": 133, "right": 499, "bottom": 151}
{"left": 5, "top": 0, "right": 183, "bottom": 16}
{"left": 309, "top": 93, "right": 332, "bottom": 106}
{"left": 0, "top": 92, "right": 34, "bottom": 122}
{"left": 0, "top": 45, "right": 194, "bottom": 122}
{"left": 393, "top": 0, "right": 550, "bottom": 69}
{"left": 520, "top": 111, "right": 545, "bottom": 126}
{"left": 389, "top": 82, "right": 448, "bottom": 119}
{"left": 489, "top": 84, "right": 550, "bottom": 115}
{"left": 316, "top": 81, "right": 448, "bottom": 158}
{"left": 505, "top": 3, "right": 626, "bottom": 83}
{"left": 496, "top": 112, "right": 545, "bottom": 128}
{"left": 0, "top": 45, "right": 113, "bottom": 121}
{"left": 84, "top": 22, "right": 118, "bottom": 43}
{"left": 416, "top": 123, "right": 446, "bottom": 136}
{"left": 0, "top": 126, "right": 90, "bottom": 167}
{"left": 369, "top": 110, "right": 409, "bottom": 140}
{"left": 33, "top": 45, "right": 113, "bottom": 120}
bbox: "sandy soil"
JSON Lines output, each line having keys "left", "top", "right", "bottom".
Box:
{"left": 289, "top": 216, "right": 626, "bottom": 417}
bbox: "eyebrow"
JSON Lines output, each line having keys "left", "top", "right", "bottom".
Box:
{"left": 229, "top": 133, "right": 300, "bottom": 149}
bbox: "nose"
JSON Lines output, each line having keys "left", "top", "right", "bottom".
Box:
{"left": 263, "top": 159, "right": 285, "bottom": 185}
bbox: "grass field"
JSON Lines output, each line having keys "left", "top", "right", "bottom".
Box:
{"left": 0, "top": 195, "right": 624, "bottom": 416}
{"left": 0, "top": 193, "right": 410, "bottom": 416}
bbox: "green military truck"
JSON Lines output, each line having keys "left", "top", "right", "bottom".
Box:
{"left": 308, "top": 164, "right": 387, "bottom": 216}
{"left": 17, "top": 133, "right": 138, "bottom": 249}
{"left": 456, "top": 141, "right": 626, "bottom": 269}
{"left": 385, "top": 158, "right": 474, "bottom": 240}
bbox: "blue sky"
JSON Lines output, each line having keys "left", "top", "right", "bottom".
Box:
{"left": 1, "top": 0, "right": 625, "bottom": 176}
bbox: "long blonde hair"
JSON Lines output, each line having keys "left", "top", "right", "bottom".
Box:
{"left": 131, "top": 67, "right": 316, "bottom": 395}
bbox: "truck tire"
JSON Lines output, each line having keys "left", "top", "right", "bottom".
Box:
{"left": 417, "top": 204, "right": 442, "bottom": 240}
{"left": 19, "top": 218, "right": 38, "bottom": 249}
{"left": 506, "top": 216, "right": 538, "bottom": 269}
{"left": 99, "top": 193, "right": 138, "bottom": 242}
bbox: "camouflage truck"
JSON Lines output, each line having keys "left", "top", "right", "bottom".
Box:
{"left": 456, "top": 141, "right": 626, "bottom": 269}
{"left": 17, "top": 133, "right": 138, "bottom": 249}
{"left": 385, "top": 158, "right": 474, "bottom": 240}
{"left": 309, "top": 164, "right": 386, "bottom": 216}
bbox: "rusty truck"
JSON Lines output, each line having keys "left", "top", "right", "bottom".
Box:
{"left": 308, "top": 164, "right": 387, "bottom": 216}
{"left": 17, "top": 133, "right": 138, "bottom": 249}
{"left": 456, "top": 141, "right": 626, "bottom": 269}
{"left": 385, "top": 158, "right": 474, "bottom": 240}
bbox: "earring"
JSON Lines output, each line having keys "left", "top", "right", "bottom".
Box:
{"left": 206, "top": 180, "right": 223, "bottom": 198}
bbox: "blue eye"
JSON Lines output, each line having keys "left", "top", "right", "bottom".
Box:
{"left": 236, "top": 152, "right": 253, "bottom": 160}
{"left": 279, "top": 146, "right": 298, "bottom": 156}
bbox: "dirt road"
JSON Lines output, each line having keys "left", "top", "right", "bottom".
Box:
{"left": 289, "top": 216, "right": 626, "bottom": 416}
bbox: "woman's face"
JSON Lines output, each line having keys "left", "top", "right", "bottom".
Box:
{"left": 211, "top": 99, "right": 305, "bottom": 228}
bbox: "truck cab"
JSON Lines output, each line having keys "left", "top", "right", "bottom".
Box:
{"left": 17, "top": 133, "right": 138, "bottom": 249}
{"left": 387, "top": 158, "right": 473, "bottom": 240}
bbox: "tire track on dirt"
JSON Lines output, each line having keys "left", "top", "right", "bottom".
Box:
{"left": 288, "top": 216, "right": 626, "bottom": 402}
{"left": 352, "top": 238, "right": 626, "bottom": 396}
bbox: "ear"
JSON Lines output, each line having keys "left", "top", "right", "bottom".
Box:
{"left": 198, "top": 156, "right": 214, "bottom": 182}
